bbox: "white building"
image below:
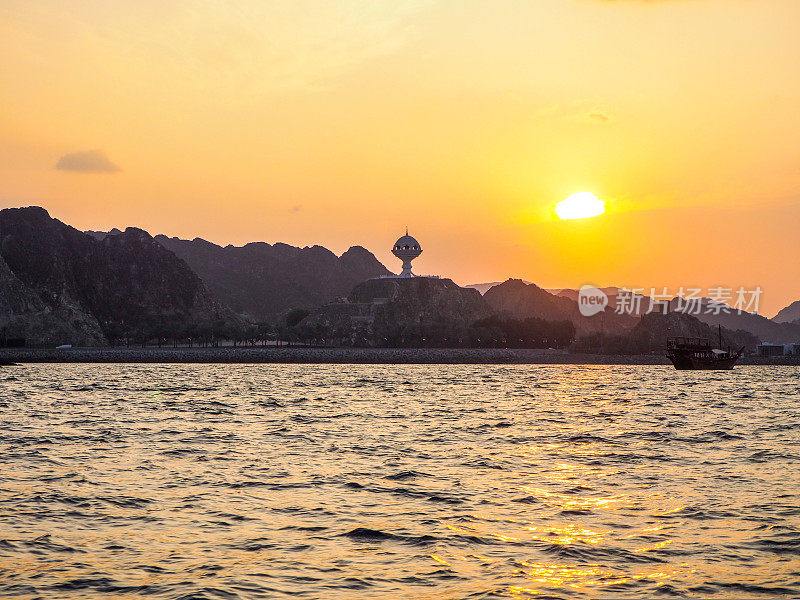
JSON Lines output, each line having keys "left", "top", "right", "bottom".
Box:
{"left": 391, "top": 230, "right": 422, "bottom": 277}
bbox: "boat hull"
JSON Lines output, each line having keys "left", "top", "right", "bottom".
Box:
{"left": 667, "top": 354, "right": 739, "bottom": 370}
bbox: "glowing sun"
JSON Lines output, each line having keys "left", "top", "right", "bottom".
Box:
{"left": 555, "top": 192, "right": 606, "bottom": 220}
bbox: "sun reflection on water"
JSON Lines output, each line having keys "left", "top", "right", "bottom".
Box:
{"left": 518, "top": 485, "right": 632, "bottom": 511}
{"left": 524, "top": 523, "right": 608, "bottom": 545}
{"left": 509, "top": 562, "right": 698, "bottom": 596}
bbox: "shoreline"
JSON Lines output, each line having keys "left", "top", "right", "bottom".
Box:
{"left": 1, "top": 347, "right": 798, "bottom": 366}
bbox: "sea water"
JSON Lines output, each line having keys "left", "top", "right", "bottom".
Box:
{"left": 1, "top": 364, "right": 798, "bottom": 599}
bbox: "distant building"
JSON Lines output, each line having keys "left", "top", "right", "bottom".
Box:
{"left": 757, "top": 343, "right": 785, "bottom": 357}
{"left": 785, "top": 343, "right": 800, "bottom": 356}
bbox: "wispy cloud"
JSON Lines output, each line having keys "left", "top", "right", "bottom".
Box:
{"left": 55, "top": 150, "right": 120, "bottom": 173}
{"left": 589, "top": 112, "right": 610, "bottom": 122}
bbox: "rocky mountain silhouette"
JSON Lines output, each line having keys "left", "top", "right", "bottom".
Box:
{"left": 520, "top": 284, "right": 800, "bottom": 343}
{"left": 633, "top": 311, "right": 758, "bottom": 350}
{"left": 85, "top": 228, "right": 123, "bottom": 240}
{"left": 0, "top": 247, "right": 106, "bottom": 346}
{"left": 482, "top": 279, "right": 638, "bottom": 335}
{"left": 152, "top": 235, "right": 393, "bottom": 322}
{"left": 548, "top": 286, "right": 653, "bottom": 316}
{"left": 302, "top": 277, "right": 494, "bottom": 346}
{"left": 692, "top": 299, "right": 800, "bottom": 344}
{"left": 0, "top": 207, "right": 239, "bottom": 346}
{"left": 773, "top": 300, "right": 800, "bottom": 325}
{"left": 466, "top": 280, "right": 532, "bottom": 295}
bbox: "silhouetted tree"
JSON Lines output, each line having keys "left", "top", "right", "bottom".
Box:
{"left": 286, "top": 308, "right": 311, "bottom": 328}
{"left": 471, "top": 316, "right": 575, "bottom": 349}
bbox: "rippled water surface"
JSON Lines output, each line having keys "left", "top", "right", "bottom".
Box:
{"left": 1, "top": 364, "right": 799, "bottom": 599}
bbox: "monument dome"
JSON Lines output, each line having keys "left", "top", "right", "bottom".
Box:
{"left": 392, "top": 229, "right": 422, "bottom": 277}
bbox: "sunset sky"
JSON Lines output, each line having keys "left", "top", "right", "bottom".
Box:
{"left": 2, "top": 0, "right": 798, "bottom": 315}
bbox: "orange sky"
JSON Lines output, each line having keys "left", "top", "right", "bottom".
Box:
{"left": 1, "top": 0, "right": 799, "bottom": 315}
